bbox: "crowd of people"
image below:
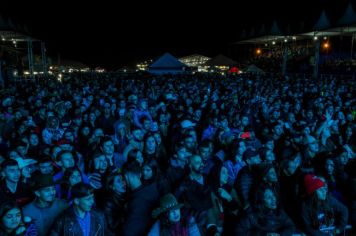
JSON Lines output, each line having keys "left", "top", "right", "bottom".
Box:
{"left": 0, "top": 71, "right": 355, "bottom": 236}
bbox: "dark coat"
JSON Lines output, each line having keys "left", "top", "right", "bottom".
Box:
{"left": 301, "top": 194, "right": 349, "bottom": 236}
{"left": 235, "top": 209, "right": 296, "bottom": 236}
{"left": 48, "top": 208, "right": 106, "bottom": 236}
{"left": 102, "top": 191, "right": 127, "bottom": 236}
{"left": 121, "top": 183, "right": 160, "bottom": 236}
{"left": 0, "top": 180, "right": 34, "bottom": 207}
{"left": 279, "top": 168, "right": 303, "bottom": 225}
{"left": 233, "top": 166, "right": 255, "bottom": 211}
{"left": 175, "top": 176, "right": 213, "bottom": 213}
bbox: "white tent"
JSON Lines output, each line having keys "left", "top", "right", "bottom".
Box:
{"left": 149, "top": 53, "right": 187, "bottom": 74}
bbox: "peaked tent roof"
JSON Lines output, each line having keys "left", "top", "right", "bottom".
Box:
{"left": 245, "top": 64, "right": 265, "bottom": 74}
{"left": 150, "top": 53, "right": 186, "bottom": 69}
{"left": 235, "top": 20, "right": 285, "bottom": 44}
{"left": 204, "top": 54, "right": 237, "bottom": 67}
{"left": 338, "top": 2, "right": 356, "bottom": 26}
{"left": 313, "top": 10, "right": 330, "bottom": 31}
{"left": 270, "top": 20, "right": 283, "bottom": 35}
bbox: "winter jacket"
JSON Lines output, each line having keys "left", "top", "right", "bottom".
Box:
{"left": 301, "top": 194, "right": 349, "bottom": 236}
{"left": 235, "top": 209, "right": 296, "bottom": 236}
{"left": 48, "top": 208, "right": 106, "bottom": 236}
{"left": 233, "top": 166, "right": 255, "bottom": 211}
{"left": 121, "top": 183, "right": 160, "bottom": 236}
{"left": 102, "top": 191, "right": 127, "bottom": 236}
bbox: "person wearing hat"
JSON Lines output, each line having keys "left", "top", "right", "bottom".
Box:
{"left": 148, "top": 193, "right": 201, "bottom": 236}
{"left": 23, "top": 174, "right": 68, "bottom": 236}
{"left": 14, "top": 157, "right": 37, "bottom": 185}
{"left": 180, "top": 119, "right": 196, "bottom": 130}
{"left": 301, "top": 174, "right": 349, "bottom": 236}
{"left": 49, "top": 183, "right": 106, "bottom": 236}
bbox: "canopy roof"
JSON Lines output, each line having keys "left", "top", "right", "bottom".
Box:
{"left": 150, "top": 52, "right": 186, "bottom": 69}
{"left": 235, "top": 3, "right": 356, "bottom": 44}
{"left": 204, "top": 54, "right": 237, "bottom": 67}
{"left": 0, "top": 15, "right": 36, "bottom": 41}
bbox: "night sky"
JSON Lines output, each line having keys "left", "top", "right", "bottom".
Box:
{"left": 1, "top": 0, "right": 353, "bottom": 70}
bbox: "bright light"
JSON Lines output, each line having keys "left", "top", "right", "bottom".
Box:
{"left": 265, "top": 43, "right": 268, "bottom": 46}
{"left": 284, "top": 39, "right": 288, "bottom": 42}
{"left": 314, "top": 36, "right": 318, "bottom": 40}
{"left": 323, "top": 36, "right": 327, "bottom": 40}
{"left": 2, "top": 37, "right": 5, "bottom": 41}
{"left": 57, "top": 73, "right": 63, "bottom": 82}
{"left": 49, "top": 66, "right": 53, "bottom": 70}
{"left": 256, "top": 48, "right": 262, "bottom": 55}
{"left": 292, "top": 36, "right": 296, "bottom": 40}
{"left": 24, "top": 71, "right": 30, "bottom": 75}
{"left": 272, "top": 41, "right": 276, "bottom": 45}
{"left": 33, "top": 71, "right": 38, "bottom": 75}
{"left": 323, "top": 42, "right": 330, "bottom": 49}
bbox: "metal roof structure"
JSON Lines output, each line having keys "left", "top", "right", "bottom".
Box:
{"left": 234, "top": 2, "right": 356, "bottom": 44}
{"left": 0, "top": 16, "right": 37, "bottom": 42}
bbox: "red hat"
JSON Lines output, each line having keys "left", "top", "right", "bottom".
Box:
{"left": 304, "top": 174, "right": 325, "bottom": 195}
{"left": 55, "top": 138, "right": 71, "bottom": 146}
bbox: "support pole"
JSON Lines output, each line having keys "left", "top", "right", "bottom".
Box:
{"left": 282, "top": 44, "right": 288, "bottom": 76}
{"left": 27, "top": 38, "right": 34, "bottom": 76}
{"left": 351, "top": 33, "right": 355, "bottom": 60}
{"left": 41, "top": 42, "right": 47, "bottom": 74}
{"left": 313, "top": 39, "right": 320, "bottom": 78}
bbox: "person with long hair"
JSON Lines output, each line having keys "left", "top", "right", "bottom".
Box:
{"left": 143, "top": 132, "right": 160, "bottom": 161}
{"left": 235, "top": 186, "right": 296, "bottom": 236}
{"left": 148, "top": 193, "right": 201, "bottom": 236}
{"left": 301, "top": 174, "right": 348, "bottom": 236}
{"left": 127, "top": 148, "right": 144, "bottom": 166}
{"left": 59, "top": 167, "right": 83, "bottom": 201}
{"left": 223, "top": 139, "right": 246, "bottom": 186}
{"left": 0, "top": 201, "right": 37, "bottom": 236}
{"left": 207, "top": 162, "right": 239, "bottom": 235}
{"left": 102, "top": 172, "right": 127, "bottom": 236}
{"left": 142, "top": 159, "right": 169, "bottom": 196}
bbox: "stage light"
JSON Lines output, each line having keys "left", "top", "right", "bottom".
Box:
{"left": 323, "top": 42, "right": 330, "bottom": 49}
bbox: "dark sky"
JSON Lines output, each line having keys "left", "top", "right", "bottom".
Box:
{"left": 1, "top": 0, "right": 353, "bottom": 70}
